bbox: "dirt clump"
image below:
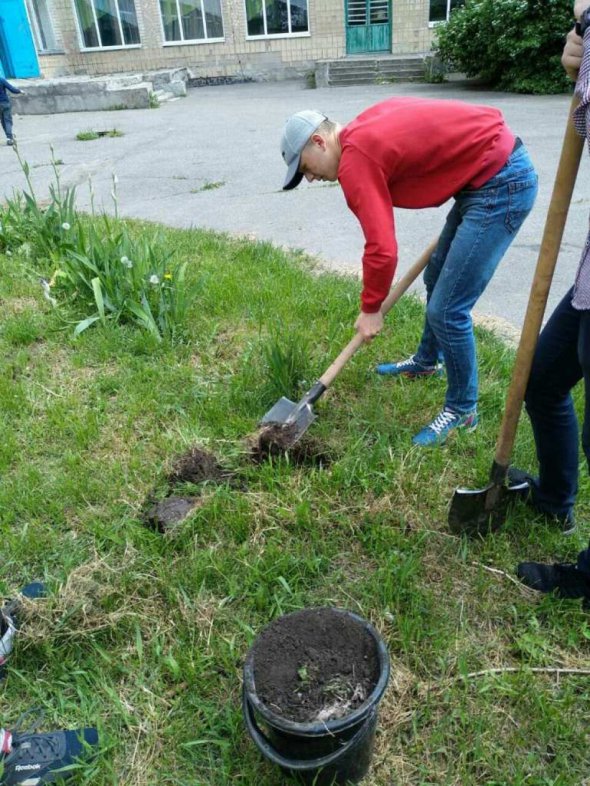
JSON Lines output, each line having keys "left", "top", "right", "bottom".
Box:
{"left": 143, "top": 495, "right": 200, "bottom": 533}
{"left": 166, "top": 447, "right": 233, "bottom": 485}
{"left": 249, "top": 424, "right": 333, "bottom": 467}
{"left": 251, "top": 607, "right": 379, "bottom": 724}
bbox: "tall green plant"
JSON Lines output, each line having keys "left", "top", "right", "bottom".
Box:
{"left": 1, "top": 152, "right": 194, "bottom": 340}
{"left": 435, "top": 0, "right": 572, "bottom": 94}
{"left": 54, "top": 217, "right": 191, "bottom": 340}
{"left": 0, "top": 148, "right": 79, "bottom": 261}
{"left": 261, "top": 330, "right": 311, "bottom": 404}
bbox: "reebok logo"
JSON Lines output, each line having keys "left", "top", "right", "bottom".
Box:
{"left": 15, "top": 763, "right": 41, "bottom": 770}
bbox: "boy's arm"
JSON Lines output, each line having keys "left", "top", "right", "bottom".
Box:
{"left": 0, "top": 78, "right": 22, "bottom": 94}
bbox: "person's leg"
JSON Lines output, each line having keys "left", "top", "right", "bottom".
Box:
{"left": 1, "top": 105, "right": 13, "bottom": 141}
{"left": 523, "top": 289, "right": 582, "bottom": 518}
{"left": 0, "top": 105, "right": 7, "bottom": 137}
{"left": 413, "top": 203, "right": 462, "bottom": 367}
{"left": 516, "top": 305, "right": 590, "bottom": 600}
{"left": 425, "top": 146, "right": 538, "bottom": 415}
{"left": 376, "top": 208, "right": 459, "bottom": 377}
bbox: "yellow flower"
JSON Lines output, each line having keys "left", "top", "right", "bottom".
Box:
{"left": 163, "top": 272, "right": 173, "bottom": 280}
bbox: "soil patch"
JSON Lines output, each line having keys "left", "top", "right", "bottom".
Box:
{"left": 249, "top": 425, "right": 333, "bottom": 467}
{"left": 143, "top": 495, "right": 200, "bottom": 533}
{"left": 251, "top": 608, "right": 379, "bottom": 724}
{"left": 166, "top": 447, "right": 233, "bottom": 485}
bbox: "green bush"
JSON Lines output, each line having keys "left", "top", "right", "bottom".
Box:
{"left": 434, "top": 0, "right": 573, "bottom": 94}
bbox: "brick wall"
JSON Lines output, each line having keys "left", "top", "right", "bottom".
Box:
{"left": 37, "top": 0, "right": 436, "bottom": 79}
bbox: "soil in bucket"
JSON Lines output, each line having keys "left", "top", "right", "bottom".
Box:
{"left": 251, "top": 607, "right": 380, "bottom": 724}
{"left": 244, "top": 608, "right": 389, "bottom": 785}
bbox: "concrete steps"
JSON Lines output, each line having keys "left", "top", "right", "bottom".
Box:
{"left": 316, "top": 55, "right": 427, "bottom": 88}
{"left": 12, "top": 67, "right": 188, "bottom": 115}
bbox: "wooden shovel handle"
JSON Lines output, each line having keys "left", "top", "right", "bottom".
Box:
{"left": 319, "top": 237, "right": 439, "bottom": 389}
{"left": 495, "top": 95, "right": 584, "bottom": 468}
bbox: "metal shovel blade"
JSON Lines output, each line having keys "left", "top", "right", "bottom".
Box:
{"left": 448, "top": 483, "right": 511, "bottom": 537}
{"left": 259, "top": 396, "right": 317, "bottom": 445}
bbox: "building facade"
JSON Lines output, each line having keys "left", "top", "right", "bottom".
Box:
{"left": 0, "top": 0, "right": 464, "bottom": 79}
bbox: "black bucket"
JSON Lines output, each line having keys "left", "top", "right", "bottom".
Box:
{"left": 243, "top": 607, "right": 390, "bottom": 785}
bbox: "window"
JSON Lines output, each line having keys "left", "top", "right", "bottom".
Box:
{"left": 27, "top": 0, "right": 58, "bottom": 51}
{"left": 74, "top": 0, "right": 140, "bottom": 48}
{"left": 160, "top": 0, "right": 223, "bottom": 42}
{"left": 245, "top": 0, "right": 309, "bottom": 38}
{"left": 429, "top": 0, "right": 464, "bottom": 23}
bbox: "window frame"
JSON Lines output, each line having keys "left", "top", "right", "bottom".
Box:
{"left": 73, "top": 0, "right": 142, "bottom": 51}
{"left": 26, "top": 0, "right": 61, "bottom": 53}
{"left": 244, "top": 0, "right": 311, "bottom": 41}
{"left": 428, "top": 0, "right": 463, "bottom": 27}
{"left": 159, "top": 0, "right": 225, "bottom": 46}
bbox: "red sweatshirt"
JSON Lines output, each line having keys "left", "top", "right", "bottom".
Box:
{"left": 337, "top": 97, "right": 515, "bottom": 313}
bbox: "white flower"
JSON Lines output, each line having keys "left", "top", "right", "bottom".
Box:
{"left": 149, "top": 274, "right": 160, "bottom": 285}
{"left": 120, "top": 255, "right": 133, "bottom": 268}
{"left": 39, "top": 277, "right": 57, "bottom": 307}
{"left": 61, "top": 222, "right": 70, "bottom": 231}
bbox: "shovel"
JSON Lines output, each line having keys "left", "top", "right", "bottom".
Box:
{"left": 259, "top": 237, "right": 439, "bottom": 446}
{"left": 448, "top": 95, "right": 585, "bottom": 536}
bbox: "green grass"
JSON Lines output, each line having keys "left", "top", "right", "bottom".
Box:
{"left": 191, "top": 181, "right": 226, "bottom": 194}
{"left": 76, "top": 130, "right": 124, "bottom": 141}
{"left": 1, "top": 220, "right": 589, "bottom": 785}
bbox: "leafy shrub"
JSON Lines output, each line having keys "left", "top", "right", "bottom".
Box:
{"left": 0, "top": 152, "right": 194, "bottom": 341}
{"left": 435, "top": 0, "right": 573, "bottom": 94}
{"left": 54, "top": 218, "right": 191, "bottom": 340}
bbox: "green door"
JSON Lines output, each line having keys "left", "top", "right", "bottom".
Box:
{"left": 346, "top": 0, "right": 390, "bottom": 54}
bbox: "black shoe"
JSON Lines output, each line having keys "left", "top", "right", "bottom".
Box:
{"left": 0, "top": 721, "right": 98, "bottom": 784}
{"left": 517, "top": 561, "right": 590, "bottom": 603}
{"left": 507, "top": 467, "right": 576, "bottom": 535}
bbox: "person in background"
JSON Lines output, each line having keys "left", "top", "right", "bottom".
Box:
{"left": 512, "top": 0, "right": 590, "bottom": 608}
{"left": 0, "top": 77, "right": 24, "bottom": 146}
{"left": 280, "top": 98, "right": 537, "bottom": 447}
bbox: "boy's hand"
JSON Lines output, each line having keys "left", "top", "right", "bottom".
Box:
{"left": 563, "top": 27, "right": 584, "bottom": 80}
{"left": 355, "top": 310, "right": 383, "bottom": 342}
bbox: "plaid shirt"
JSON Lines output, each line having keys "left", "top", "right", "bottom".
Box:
{"left": 572, "top": 27, "right": 590, "bottom": 309}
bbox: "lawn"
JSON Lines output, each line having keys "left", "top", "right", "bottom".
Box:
{"left": 1, "top": 209, "right": 589, "bottom": 785}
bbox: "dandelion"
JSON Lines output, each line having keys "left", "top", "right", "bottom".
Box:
{"left": 149, "top": 274, "right": 160, "bottom": 285}
{"left": 163, "top": 272, "right": 172, "bottom": 280}
{"left": 61, "top": 222, "right": 71, "bottom": 231}
{"left": 120, "top": 255, "right": 133, "bottom": 269}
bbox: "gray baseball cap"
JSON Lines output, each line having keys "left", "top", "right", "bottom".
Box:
{"left": 281, "top": 109, "right": 326, "bottom": 190}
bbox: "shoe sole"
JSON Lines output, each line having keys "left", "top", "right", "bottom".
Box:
{"left": 413, "top": 420, "right": 478, "bottom": 447}
{"left": 377, "top": 370, "right": 442, "bottom": 378}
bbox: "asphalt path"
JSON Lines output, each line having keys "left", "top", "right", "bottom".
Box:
{"left": 5, "top": 79, "right": 589, "bottom": 332}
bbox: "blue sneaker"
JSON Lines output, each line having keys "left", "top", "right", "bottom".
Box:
{"left": 376, "top": 355, "right": 443, "bottom": 378}
{"left": 412, "top": 408, "right": 478, "bottom": 447}
{"left": 0, "top": 720, "right": 98, "bottom": 784}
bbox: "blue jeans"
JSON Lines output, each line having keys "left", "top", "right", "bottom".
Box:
{"left": 0, "top": 102, "right": 13, "bottom": 140}
{"left": 414, "top": 142, "right": 538, "bottom": 413}
{"left": 524, "top": 287, "right": 590, "bottom": 569}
